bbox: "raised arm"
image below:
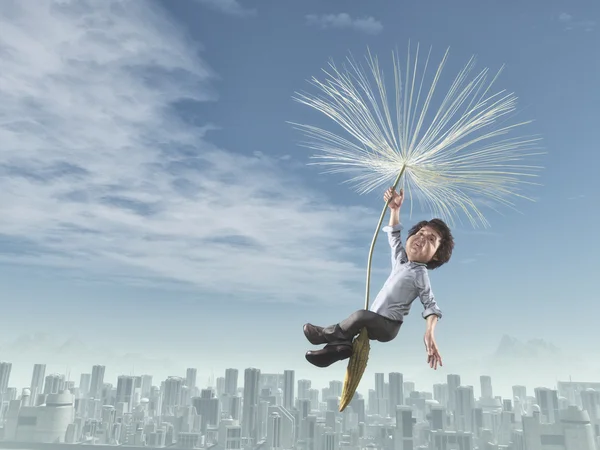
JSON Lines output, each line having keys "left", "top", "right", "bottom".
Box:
{"left": 382, "top": 187, "right": 405, "bottom": 267}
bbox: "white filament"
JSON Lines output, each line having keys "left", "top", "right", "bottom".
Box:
{"left": 290, "top": 44, "right": 544, "bottom": 228}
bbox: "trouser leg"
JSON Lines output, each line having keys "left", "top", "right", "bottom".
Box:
{"left": 321, "top": 309, "right": 402, "bottom": 345}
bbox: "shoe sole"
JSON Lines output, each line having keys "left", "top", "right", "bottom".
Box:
{"left": 305, "top": 347, "right": 352, "bottom": 368}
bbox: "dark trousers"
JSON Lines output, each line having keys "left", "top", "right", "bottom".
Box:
{"left": 322, "top": 309, "right": 402, "bottom": 346}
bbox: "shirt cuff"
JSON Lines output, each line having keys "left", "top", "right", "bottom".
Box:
{"left": 422, "top": 308, "right": 442, "bottom": 320}
{"left": 382, "top": 224, "right": 403, "bottom": 232}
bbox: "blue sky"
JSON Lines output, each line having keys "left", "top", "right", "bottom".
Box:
{"left": 0, "top": 0, "right": 599, "bottom": 394}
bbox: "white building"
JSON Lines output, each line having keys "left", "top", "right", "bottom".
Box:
{"left": 7, "top": 391, "right": 75, "bottom": 443}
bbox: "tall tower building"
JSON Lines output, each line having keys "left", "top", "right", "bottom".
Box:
{"left": 225, "top": 368, "right": 238, "bottom": 396}
{"left": 433, "top": 383, "right": 448, "bottom": 408}
{"left": 89, "top": 365, "right": 105, "bottom": 399}
{"left": 329, "top": 381, "right": 342, "bottom": 398}
{"left": 30, "top": 364, "right": 46, "bottom": 403}
{"left": 480, "top": 376, "right": 493, "bottom": 399}
{"left": 243, "top": 368, "right": 261, "bottom": 441}
{"left": 375, "top": 373, "right": 386, "bottom": 416}
{"left": 389, "top": 372, "right": 404, "bottom": 412}
{"left": 116, "top": 375, "right": 135, "bottom": 412}
{"left": 163, "top": 376, "right": 184, "bottom": 413}
{"left": 534, "top": 387, "right": 559, "bottom": 424}
{"left": 395, "top": 405, "right": 414, "bottom": 450}
{"left": 456, "top": 386, "right": 475, "bottom": 432}
{"left": 430, "top": 406, "right": 444, "bottom": 431}
{"left": 512, "top": 385, "right": 527, "bottom": 402}
{"left": 0, "top": 362, "right": 12, "bottom": 393}
{"left": 298, "top": 380, "right": 311, "bottom": 400}
{"left": 192, "top": 389, "right": 220, "bottom": 433}
{"left": 283, "top": 370, "right": 295, "bottom": 411}
{"left": 216, "top": 377, "right": 226, "bottom": 398}
{"left": 79, "top": 373, "right": 91, "bottom": 398}
{"left": 44, "top": 374, "right": 66, "bottom": 395}
{"left": 403, "top": 381, "right": 415, "bottom": 400}
{"left": 230, "top": 395, "right": 242, "bottom": 420}
{"left": 267, "top": 412, "right": 282, "bottom": 450}
{"left": 186, "top": 368, "right": 197, "bottom": 393}
{"left": 140, "top": 375, "right": 153, "bottom": 398}
{"left": 447, "top": 374, "right": 461, "bottom": 413}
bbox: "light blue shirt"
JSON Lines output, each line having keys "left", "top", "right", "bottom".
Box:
{"left": 369, "top": 223, "right": 443, "bottom": 322}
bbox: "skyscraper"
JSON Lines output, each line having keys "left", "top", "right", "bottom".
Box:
{"left": 216, "top": 377, "right": 225, "bottom": 398}
{"left": 79, "top": 373, "right": 91, "bottom": 398}
{"left": 534, "top": 387, "right": 560, "bottom": 424}
{"left": 0, "top": 361, "right": 12, "bottom": 393}
{"left": 298, "top": 380, "right": 311, "bottom": 400}
{"left": 267, "top": 412, "right": 282, "bottom": 450}
{"left": 116, "top": 375, "right": 135, "bottom": 412}
{"left": 163, "top": 376, "right": 184, "bottom": 413}
{"left": 30, "top": 363, "right": 46, "bottom": 403}
{"left": 329, "top": 381, "right": 342, "bottom": 398}
{"left": 225, "top": 368, "right": 238, "bottom": 396}
{"left": 44, "top": 374, "right": 65, "bottom": 395}
{"left": 89, "top": 365, "right": 105, "bottom": 399}
{"left": 389, "top": 372, "right": 404, "bottom": 413}
{"left": 243, "top": 368, "right": 261, "bottom": 440}
{"left": 192, "top": 389, "right": 220, "bottom": 433}
{"left": 480, "top": 375, "right": 493, "bottom": 399}
{"left": 433, "top": 383, "right": 449, "bottom": 408}
{"left": 283, "top": 370, "right": 294, "bottom": 410}
{"left": 140, "top": 375, "right": 153, "bottom": 398}
{"left": 375, "top": 373, "right": 386, "bottom": 416}
{"left": 186, "top": 368, "right": 197, "bottom": 392}
{"left": 394, "top": 405, "right": 414, "bottom": 450}
{"left": 447, "top": 374, "right": 461, "bottom": 413}
{"left": 456, "top": 385, "right": 475, "bottom": 432}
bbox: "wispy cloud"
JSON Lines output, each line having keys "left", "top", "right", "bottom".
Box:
{"left": 0, "top": 0, "right": 373, "bottom": 305}
{"left": 195, "top": 0, "right": 256, "bottom": 17}
{"left": 305, "top": 13, "right": 383, "bottom": 35}
{"left": 460, "top": 258, "right": 478, "bottom": 264}
{"left": 558, "top": 12, "right": 596, "bottom": 32}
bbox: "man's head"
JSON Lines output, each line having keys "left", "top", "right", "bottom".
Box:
{"left": 405, "top": 219, "right": 454, "bottom": 269}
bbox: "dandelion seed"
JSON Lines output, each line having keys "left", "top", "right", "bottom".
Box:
{"left": 290, "top": 44, "right": 544, "bottom": 229}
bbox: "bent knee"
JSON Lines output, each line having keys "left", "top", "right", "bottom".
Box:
{"left": 351, "top": 309, "right": 373, "bottom": 320}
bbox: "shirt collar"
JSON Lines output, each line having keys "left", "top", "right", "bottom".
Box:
{"left": 400, "top": 256, "right": 427, "bottom": 267}
{"left": 408, "top": 260, "right": 427, "bottom": 267}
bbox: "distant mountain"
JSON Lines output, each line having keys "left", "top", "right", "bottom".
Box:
{"left": 494, "top": 334, "right": 562, "bottom": 359}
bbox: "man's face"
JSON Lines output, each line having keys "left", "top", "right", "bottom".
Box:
{"left": 405, "top": 225, "right": 442, "bottom": 264}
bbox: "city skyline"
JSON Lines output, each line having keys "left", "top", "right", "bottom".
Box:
{"left": 1, "top": 360, "right": 599, "bottom": 449}
{"left": 0, "top": 336, "right": 596, "bottom": 403}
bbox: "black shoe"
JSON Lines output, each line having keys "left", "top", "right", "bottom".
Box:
{"left": 303, "top": 323, "right": 327, "bottom": 345}
{"left": 305, "top": 344, "right": 353, "bottom": 368}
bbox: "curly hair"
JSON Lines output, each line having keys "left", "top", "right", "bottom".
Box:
{"left": 406, "top": 219, "right": 454, "bottom": 270}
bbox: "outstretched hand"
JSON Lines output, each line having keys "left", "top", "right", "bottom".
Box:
{"left": 384, "top": 187, "right": 404, "bottom": 210}
{"left": 424, "top": 332, "right": 443, "bottom": 370}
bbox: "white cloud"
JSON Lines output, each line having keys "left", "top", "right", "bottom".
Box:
{"left": 195, "top": 0, "right": 256, "bottom": 17}
{"left": 0, "top": 0, "right": 377, "bottom": 305}
{"left": 305, "top": 13, "right": 383, "bottom": 35}
{"left": 558, "top": 12, "right": 595, "bottom": 31}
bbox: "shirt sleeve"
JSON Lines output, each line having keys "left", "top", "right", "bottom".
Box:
{"left": 414, "top": 268, "right": 443, "bottom": 320}
{"left": 382, "top": 223, "right": 406, "bottom": 268}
